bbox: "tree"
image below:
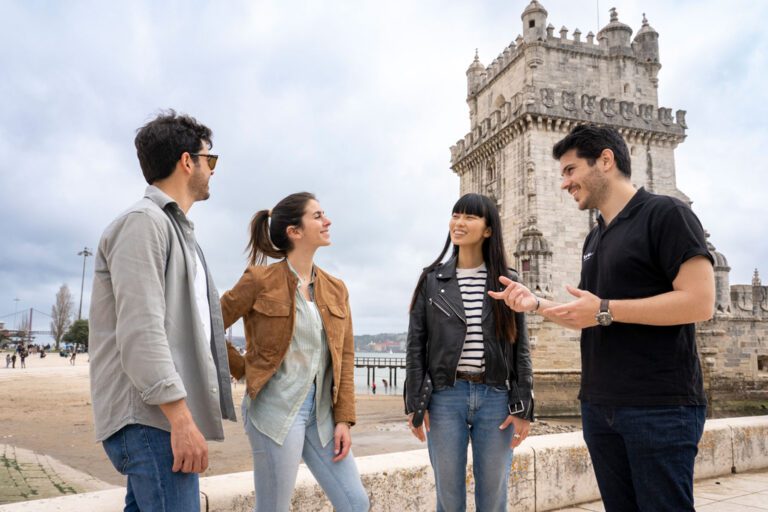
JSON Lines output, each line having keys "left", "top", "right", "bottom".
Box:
{"left": 51, "top": 284, "right": 74, "bottom": 351}
{"left": 63, "top": 319, "right": 89, "bottom": 352}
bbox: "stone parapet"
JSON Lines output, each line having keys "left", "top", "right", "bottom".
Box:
{"left": 3, "top": 416, "right": 768, "bottom": 512}
{"left": 451, "top": 89, "right": 686, "bottom": 170}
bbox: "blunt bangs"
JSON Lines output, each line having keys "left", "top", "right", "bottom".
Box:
{"left": 452, "top": 193, "right": 489, "bottom": 218}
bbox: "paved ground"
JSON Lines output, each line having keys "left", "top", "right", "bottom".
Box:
{"left": 557, "top": 470, "right": 768, "bottom": 511}
{"left": 0, "top": 444, "right": 115, "bottom": 505}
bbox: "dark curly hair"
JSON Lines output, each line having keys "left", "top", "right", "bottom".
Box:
{"left": 134, "top": 110, "right": 213, "bottom": 184}
{"left": 552, "top": 124, "right": 631, "bottom": 178}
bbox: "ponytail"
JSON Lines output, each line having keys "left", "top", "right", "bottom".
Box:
{"left": 247, "top": 210, "right": 284, "bottom": 265}
{"left": 245, "top": 192, "right": 317, "bottom": 266}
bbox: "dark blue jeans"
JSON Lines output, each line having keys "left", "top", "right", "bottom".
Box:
{"left": 581, "top": 402, "right": 706, "bottom": 512}
{"left": 102, "top": 423, "right": 200, "bottom": 512}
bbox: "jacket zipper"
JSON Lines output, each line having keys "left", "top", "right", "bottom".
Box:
{"left": 435, "top": 294, "right": 465, "bottom": 324}
{"left": 428, "top": 298, "right": 450, "bottom": 317}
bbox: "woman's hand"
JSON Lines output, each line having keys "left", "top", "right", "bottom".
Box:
{"left": 408, "top": 411, "right": 430, "bottom": 442}
{"left": 499, "top": 415, "right": 531, "bottom": 449}
{"left": 332, "top": 422, "right": 352, "bottom": 462}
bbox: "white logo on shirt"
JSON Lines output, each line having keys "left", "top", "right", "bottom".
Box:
{"left": 583, "top": 252, "right": 594, "bottom": 262}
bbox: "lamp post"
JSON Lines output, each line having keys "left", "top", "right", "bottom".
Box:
{"left": 77, "top": 247, "right": 92, "bottom": 320}
{"left": 13, "top": 297, "right": 20, "bottom": 330}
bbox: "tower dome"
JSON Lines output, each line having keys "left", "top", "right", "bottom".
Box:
{"left": 521, "top": 0, "right": 548, "bottom": 42}
{"left": 706, "top": 232, "right": 731, "bottom": 314}
{"left": 514, "top": 219, "right": 553, "bottom": 296}
{"left": 634, "top": 13, "right": 661, "bottom": 65}
{"left": 598, "top": 7, "right": 633, "bottom": 55}
{"left": 466, "top": 50, "right": 485, "bottom": 96}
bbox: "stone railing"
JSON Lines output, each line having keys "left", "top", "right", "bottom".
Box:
{"left": 2, "top": 416, "right": 767, "bottom": 511}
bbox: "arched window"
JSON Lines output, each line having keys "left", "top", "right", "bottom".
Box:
{"left": 623, "top": 83, "right": 630, "bottom": 94}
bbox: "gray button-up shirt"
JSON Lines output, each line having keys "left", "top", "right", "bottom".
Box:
{"left": 89, "top": 185, "right": 236, "bottom": 442}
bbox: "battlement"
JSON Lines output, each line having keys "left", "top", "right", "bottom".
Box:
{"left": 468, "top": 4, "right": 662, "bottom": 101}
{"left": 451, "top": 86, "right": 686, "bottom": 168}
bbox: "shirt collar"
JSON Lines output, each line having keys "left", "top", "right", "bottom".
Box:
{"left": 597, "top": 186, "right": 649, "bottom": 228}
{"left": 286, "top": 260, "right": 316, "bottom": 287}
{"left": 144, "top": 185, "right": 194, "bottom": 228}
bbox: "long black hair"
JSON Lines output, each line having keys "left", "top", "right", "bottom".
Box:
{"left": 409, "top": 193, "right": 517, "bottom": 342}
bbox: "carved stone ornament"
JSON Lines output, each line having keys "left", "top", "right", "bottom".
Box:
{"left": 658, "top": 107, "right": 673, "bottom": 126}
{"left": 562, "top": 90, "right": 576, "bottom": 111}
{"left": 581, "top": 94, "right": 596, "bottom": 114}
{"left": 638, "top": 104, "right": 653, "bottom": 122}
{"left": 541, "top": 88, "right": 555, "bottom": 108}
{"left": 676, "top": 109, "right": 688, "bottom": 129}
{"left": 619, "top": 101, "right": 634, "bottom": 120}
{"left": 600, "top": 97, "right": 616, "bottom": 117}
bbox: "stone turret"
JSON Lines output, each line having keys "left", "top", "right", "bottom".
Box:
{"left": 466, "top": 50, "right": 485, "bottom": 96}
{"left": 522, "top": 0, "right": 548, "bottom": 43}
{"left": 633, "top": 13, "right": 661, "bottom": 87}
{"left": 706, "top": 232, "right": 731, "bottom": 314}
{"left": 598, "top": 7, "right": 633, "bottom": 56}
{"left": 753, "top": 269, "right": 763, "bottom": 319}
{"left": 514, "top": 219, "right": 553, "bottom": 297}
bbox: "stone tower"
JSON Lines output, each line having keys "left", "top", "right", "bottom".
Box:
{"left": 450, "top": 2, "right": 690, "bottom": 368}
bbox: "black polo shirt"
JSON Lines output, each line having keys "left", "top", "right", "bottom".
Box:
{"left": 578, "top": 187, "right": 713, "bottom": 406}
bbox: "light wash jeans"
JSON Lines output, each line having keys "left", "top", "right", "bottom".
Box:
{"left": 102, "top": 423, "right": 200, "bottom": 512}
{"left": 243, "top": 384, "right": 369, "bottom": 512}
{"left": 427, "top": 380, "right": 514, "bottom": 512}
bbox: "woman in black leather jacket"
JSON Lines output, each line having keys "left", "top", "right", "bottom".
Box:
{"left": 405, "top": 193, "right": 534, "bottom": 512}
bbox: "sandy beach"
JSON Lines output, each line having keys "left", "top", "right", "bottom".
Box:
{"left": 0, "top": 351, "right": 578, "bottom": 491}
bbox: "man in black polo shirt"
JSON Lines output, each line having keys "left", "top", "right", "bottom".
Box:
{"left": 490, "top": 124, "right": 715, "bottom": 511}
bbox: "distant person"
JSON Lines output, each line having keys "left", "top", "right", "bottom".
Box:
{"left": 20, "top": 351, "right": 26, "bottom": 368}
{"left": 5, "top": 354, "right": 10, "bottom": 368}
{"left": 69, "top": 351, "right": 76, "bottom": 366}
{"left": 371, "top": 382, "right": 376, "bottom": 395}
{"left": 382, "top": 379, "right": 388, "bottom": 390}
{"left": 491, "top": 124, "right": 714, "bottom": 511}
{"left": 11, "top": 353, "right": 16, "bottom": 369}
{"left": 221, "top": 192, "right": 369, "bottom": 511}
{"left": 89, "top": 111, "right": 236, "bottom": 512}
{"left": 405, "top": 193, "right": 534, "bottom": 511}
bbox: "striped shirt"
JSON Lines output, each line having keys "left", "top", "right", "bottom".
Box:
{"left": 456, "top": 263, "right": 487, "bottom": 373}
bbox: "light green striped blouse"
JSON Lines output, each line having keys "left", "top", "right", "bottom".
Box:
{"left": 243, "top": 262, "right": 334, "bottom": 446}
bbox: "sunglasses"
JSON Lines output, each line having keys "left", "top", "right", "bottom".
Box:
{"left": 189, "top": 153, "right": 219, "bottom": 170}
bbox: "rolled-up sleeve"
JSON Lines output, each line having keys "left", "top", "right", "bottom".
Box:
{"left": 106, "top": 212, "right": 187, "bottom": 405}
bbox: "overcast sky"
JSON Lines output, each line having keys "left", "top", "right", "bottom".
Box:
{"left": 1, "top": 0, "right": 766, "bottom": 336}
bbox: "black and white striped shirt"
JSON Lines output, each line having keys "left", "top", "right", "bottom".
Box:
{"left": 456, "top": 263, "right": 487, "bottom": 373}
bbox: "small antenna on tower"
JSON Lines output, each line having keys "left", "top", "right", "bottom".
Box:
{"left": 596, "top": 0, "right": 600, "bottom": 29}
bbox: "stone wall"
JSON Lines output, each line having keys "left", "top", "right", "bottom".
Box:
{"left": 8, "top": 417, "right": 768, "bottom": 512}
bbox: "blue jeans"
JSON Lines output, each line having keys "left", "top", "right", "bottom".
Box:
{"left": 581, "top": 402, "right": 706, "bottom": 512}
{"left": 426, "top": 380, "right": 513, "bottom": 512}
{"left": 243, "top": 385, "right": 369, "bottom": 512}
{"left": 102, "top": 423, "right": 200, "bottom": 512}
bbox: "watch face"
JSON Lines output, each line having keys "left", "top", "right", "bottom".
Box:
{"left": 596, "top": 312, "right": 613, "bottom": 326}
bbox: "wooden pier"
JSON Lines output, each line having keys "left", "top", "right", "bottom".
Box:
{"left": 354, "top": 356, "right": 405, "bottom": 387}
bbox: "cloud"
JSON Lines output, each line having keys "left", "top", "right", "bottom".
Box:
{"left": 1, "top": 0, "right": 766, "bottom": 335}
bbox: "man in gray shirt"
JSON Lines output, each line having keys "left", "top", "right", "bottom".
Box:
{"left": 89, "top": 111, "right": 236, "bottom": 512}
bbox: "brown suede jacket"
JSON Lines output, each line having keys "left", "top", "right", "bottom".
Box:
{"left": 221, "top": 260, "right": 356, "bottom": 426}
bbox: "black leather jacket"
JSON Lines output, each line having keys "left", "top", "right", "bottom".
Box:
{"left": 404, "top": 257, "right": 534, "bottom": 427}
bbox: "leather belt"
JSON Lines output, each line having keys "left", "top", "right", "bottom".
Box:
{"left": 456, "top": 371, "right": 485, "bottom": 384}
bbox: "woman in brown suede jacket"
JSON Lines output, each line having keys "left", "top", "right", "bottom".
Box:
{"left": 222, "top": 192, "right": 368, "bottom": 512}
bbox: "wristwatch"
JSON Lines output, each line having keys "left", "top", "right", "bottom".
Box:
{"left": 595, "top": 299, "right": 613, "bottom": 326}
